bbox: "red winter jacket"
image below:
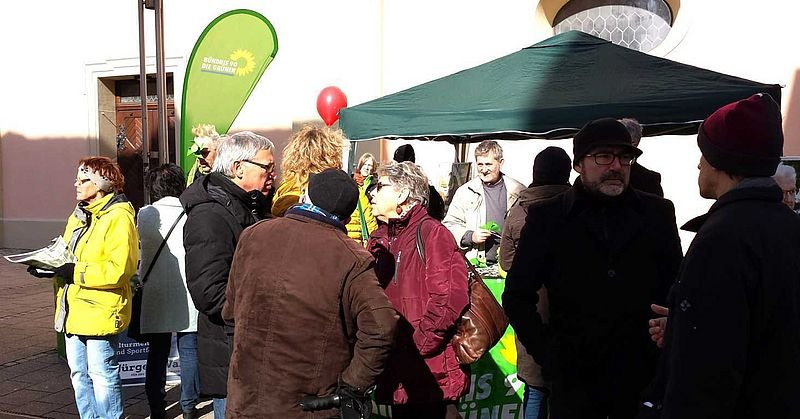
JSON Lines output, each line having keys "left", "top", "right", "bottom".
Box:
{"left": 367, "top": 204, "right": 470, "bottom": 405}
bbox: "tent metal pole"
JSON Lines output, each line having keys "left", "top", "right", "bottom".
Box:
{"left": 348, "top": 140, "right": 357, "bottom": 174}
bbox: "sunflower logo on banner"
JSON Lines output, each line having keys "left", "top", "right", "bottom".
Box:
{"left": 231, "top": 49, "right": 256, "bottom": 76}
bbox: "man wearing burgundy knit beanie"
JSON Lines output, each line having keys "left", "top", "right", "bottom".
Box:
{"left": 641, "top": 93, "right": 800, "bottom": 419}
{"left": 504, "top": 118, "right": 683, "bottom": 419}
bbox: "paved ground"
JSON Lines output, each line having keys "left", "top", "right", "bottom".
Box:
{"left": 0, "top": 250, "right": 213, "bottom": 419}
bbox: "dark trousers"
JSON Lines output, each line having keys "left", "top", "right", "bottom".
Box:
{"left": 549, "top": 380, "right": 639, "bottom": 419}
{"left": 145, "top": 332, "right": 200, "bottom": 418}
{"left": 392, "top": 402, "right": 462, "bottom": 419}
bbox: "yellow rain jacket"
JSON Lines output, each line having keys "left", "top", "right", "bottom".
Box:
{"left": 272, "top": 177, "right": 304, "bottom": 217}
{"left": 346, "top": 176, "right": 378, "bottom": 246}
{"left": 55, "top": 193, "right": 139, "bottom": 336}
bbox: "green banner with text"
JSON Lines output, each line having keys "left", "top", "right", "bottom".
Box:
{"left": 180, "top": 9, "right": 278, "bottom": 172}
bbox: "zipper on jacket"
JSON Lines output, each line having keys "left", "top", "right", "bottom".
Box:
{"left": 394, "top": 251, "right": 401, "bottom": 284}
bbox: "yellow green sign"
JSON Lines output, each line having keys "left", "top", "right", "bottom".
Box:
{"left": 180, "top": 9, "right": 278, "bottom": 172}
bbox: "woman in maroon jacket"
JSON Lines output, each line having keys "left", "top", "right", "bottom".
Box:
{"left": 368, "top": 161, "right": 470, "bottom": 419}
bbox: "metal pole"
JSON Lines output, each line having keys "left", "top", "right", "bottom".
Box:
{"left": 154, "top": 0, "right": 169, "bottom": 164}
{"left": 348, "top": 141, "right": 358, "bottom": 174}
{"left": 138, "top": 0, "right": 151, "bottom": 204}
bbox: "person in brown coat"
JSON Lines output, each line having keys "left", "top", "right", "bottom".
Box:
{"left": 222, "top": 168, "right": 398, "bottom": 418}
{"left": 499, "top": 146, "right": 571, "bottom": 419}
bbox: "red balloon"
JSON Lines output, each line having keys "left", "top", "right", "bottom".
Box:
{"left": 316, "top": 86, "right": 347, "bottom": 126}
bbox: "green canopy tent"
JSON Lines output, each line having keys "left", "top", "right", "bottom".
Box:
{"left": 339, "top": 31, "right": 781, "bottom": 143}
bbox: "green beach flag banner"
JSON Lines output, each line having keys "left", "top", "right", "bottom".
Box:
{"left": 180, "top": 9, "right": 278, "bottom": 172}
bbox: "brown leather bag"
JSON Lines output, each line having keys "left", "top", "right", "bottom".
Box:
{"left": 416, "top": 223, "right": 509, "bottom": 364}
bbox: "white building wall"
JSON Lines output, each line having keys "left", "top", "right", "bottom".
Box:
{"left": 1, "top": 0, "right": 799, "bottom": 250}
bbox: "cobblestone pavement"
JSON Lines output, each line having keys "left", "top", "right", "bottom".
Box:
{"left": 0, "top": 250, "right": 213, "bottom": 419}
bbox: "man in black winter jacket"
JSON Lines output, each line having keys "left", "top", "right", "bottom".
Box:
{"left": 641, "top": 93, "right": 800, "bottom": 419}
{"left": 504, "top": 118, "right": 683, "bottom": 419}
{"left": 180, "top": 131, "right": 275, "bottom": 418}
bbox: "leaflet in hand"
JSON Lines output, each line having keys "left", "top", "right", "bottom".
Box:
{"left": 4, "top": 236, "right": 76, "bottom": 270}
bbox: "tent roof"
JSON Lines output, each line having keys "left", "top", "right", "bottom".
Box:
{"left": 339, "top": 31, "right": 780, "bottom": 142}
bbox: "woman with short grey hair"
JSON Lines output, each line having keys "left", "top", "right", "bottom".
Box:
{"left": 367, "top": 161, "right": 470, "bottom": 418}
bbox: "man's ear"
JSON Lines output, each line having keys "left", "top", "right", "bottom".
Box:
{"left": 574, "top": 160, "right": 584, "bottom": 175}
{"left": 233, "top": 162, "right": 244, "bottom": 179}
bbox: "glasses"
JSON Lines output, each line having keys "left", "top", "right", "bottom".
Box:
{"left": 194, "top": 148, "right": 211, "bottom": 158}
{"left": 585, "top": 152, "right": 636, "bottom": 166}
{"left": 242, "top": 159, "right": 274, "bottom": 173}
{"left": 75, "top": 178, "right": 92, "bottom": 185}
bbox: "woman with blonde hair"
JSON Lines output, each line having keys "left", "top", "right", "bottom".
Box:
{"left": 272, "top": 125, "right": 348, "bottom": 216}
{"left": 347, "top": 152, "right": 379, "bottom": 245}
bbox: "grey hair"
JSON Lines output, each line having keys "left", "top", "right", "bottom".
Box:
{"left": 619, "top": 118, "right": 643, "bottom": 146}
{"left": 773, "top": 163, "right": 797, "bottom": 185}
{"left": 475, "top": 140, "right": 503, "bottom": 161}
{"left": 378, "top": 161, "right": 430, "bottom": 206}
{"left": 212, "top": 131, "right": 275, "bottom": 177}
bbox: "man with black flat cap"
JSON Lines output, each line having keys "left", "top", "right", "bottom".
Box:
{"left": 223, "top": 168, "right": 398, "bottom": 418}
{"left": 503, "top": 118, "right": 683, "bottom": 419}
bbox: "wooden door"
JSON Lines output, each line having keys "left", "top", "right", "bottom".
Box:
{"left": 116, "top": 101, "right": 176, "bottom": 210}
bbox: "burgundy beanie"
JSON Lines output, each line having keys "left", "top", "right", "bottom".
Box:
{"left": 698, "top": 93, "right": 783, "bottom": 177}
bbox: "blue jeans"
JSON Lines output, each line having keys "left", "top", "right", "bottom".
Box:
{"left": 65, "top": 334, "right": 124, "bottom": 419}
{"left": 213, "top": 397, "right": 226, "bottom": 418}
{"left": 145, "top": 332, "right": 200, "bottom": 416}
{"left": 523, "top": 385, "right": 548, "bottom": 419}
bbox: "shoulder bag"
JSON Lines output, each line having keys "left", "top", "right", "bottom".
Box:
{"left": 415, "top": 221, "right": 509, "bottom": 364}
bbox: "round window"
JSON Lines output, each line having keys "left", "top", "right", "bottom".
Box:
{"left": 554, "top": 1, "right": 673, "bottom": 52}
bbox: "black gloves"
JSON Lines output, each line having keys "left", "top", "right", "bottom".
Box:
{"left": 335, "top": 381, "right": 373, "bottom": 419}
{"left": 26, "top": 266, "right": 55, "bottom": 278}
{"left": 298, "top": 380, "right": 373, "bottom": 419}
{"left": 53, "top": 263, "right": 75, "bottom": 284}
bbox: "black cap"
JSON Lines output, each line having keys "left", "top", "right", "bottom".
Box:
{"left": 393, "top": 144, "right": 416, "bottom": 163}
{"left": 307, "top": 169, "right": 359, "bottom": 221}
{"left": 532, "top": 146, "right": 571, "bottom": 186}
{"left": 573, "top": 118, "right": 642, "bottom": 163}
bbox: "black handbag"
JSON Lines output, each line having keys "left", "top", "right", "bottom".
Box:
{"left": 127, "top": 209, "right": 185, "bottom": 343}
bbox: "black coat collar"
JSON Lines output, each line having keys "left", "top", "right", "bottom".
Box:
{"left": 682, "top": 184, "right": 783, "bottom": 232}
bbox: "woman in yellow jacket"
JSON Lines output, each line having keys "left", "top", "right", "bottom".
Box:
{"left": 272, "top": 125, "right": 348, "bottom": 216}
{"left": 32, "top": 157, "right": 138, "bottom": 419}
{"left": 347, "top": 153, "right": 378, "bottom": 246}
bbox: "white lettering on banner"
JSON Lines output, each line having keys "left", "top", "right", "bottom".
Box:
{"left": 200, "top": 55, "right": 240, "bottom": 76}
{"left": 461, "top": 403, "right": 521, "bottom": 419}
{"left": 462, "top": 373, "right": 493, "bottom": 402}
